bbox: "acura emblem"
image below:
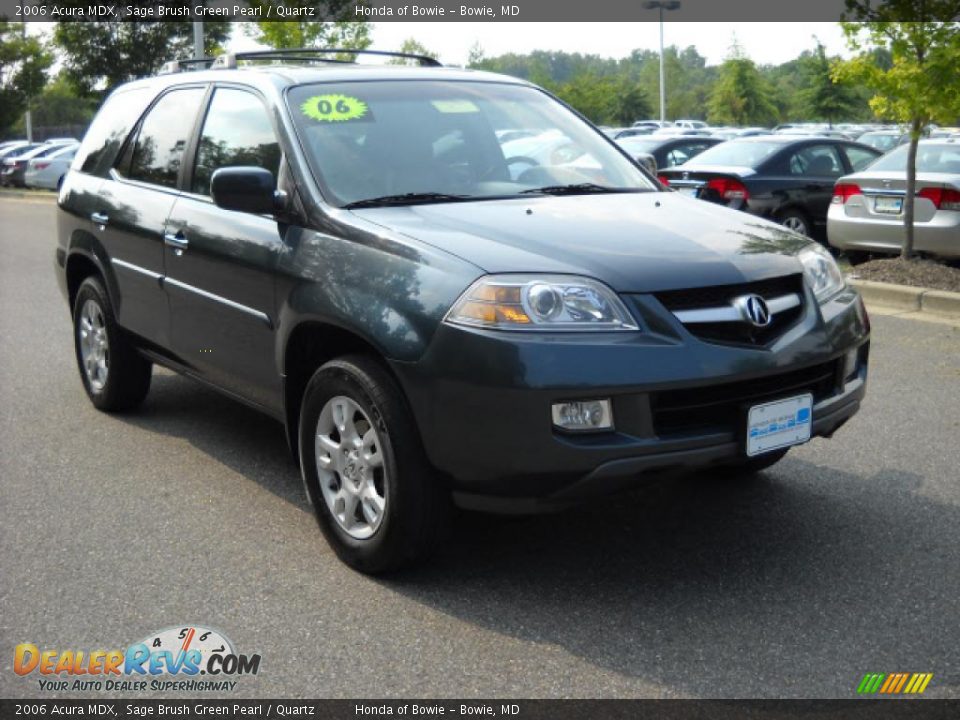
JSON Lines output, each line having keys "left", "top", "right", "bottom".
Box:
{"left": 735, "top": 294, "right": 772, "bottom": 327}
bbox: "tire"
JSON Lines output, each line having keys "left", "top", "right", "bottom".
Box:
{"left": 72, "top": 276, "right": 152, "bottom": 411}
{"left": 298, "top": 355, "right": 450, "bottom": 574}
{"left": 717, "top": 448, "right": 789, "bottom": 478}
{"left": 778, "top": 209, "right": 813, "bottom": 237}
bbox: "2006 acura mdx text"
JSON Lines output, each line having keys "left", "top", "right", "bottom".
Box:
{"left": 55, "top": 50, "right": 870, "bottom": 573}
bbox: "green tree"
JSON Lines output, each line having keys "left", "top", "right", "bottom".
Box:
{"left": 387, "top": 38, "right": 438, "bottom": 65}
{"left": 835, "top": 1, "right": 960, "bottom": 259}
{"left": 799, "top": 39, "right": 859, "bottom": 127}
{"left": 14, "top": 75, "right": 96, "bottom": 131}
{"left": 244, "top": 2, "right": 372, "bottom": 53}
{"left": 707, "top": 40, "right": 779, "bottom": 126}
{"left": 0, "top": 22, "right": 53, "bottom": 136}
{"left": 53, "top": 16, "right": 230, "bottom": 98}
{"left": 467, "top": 41, "right": 485, "bottom": 68}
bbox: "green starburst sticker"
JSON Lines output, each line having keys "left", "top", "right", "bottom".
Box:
{"left": 300, "top": 94, "right": 369, "bottom": 123}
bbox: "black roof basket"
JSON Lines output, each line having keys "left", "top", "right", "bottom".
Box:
{"left": 211, "top": 48, "right": 443, "bottom": 70}
{"left": 159, "top": 57, "right": 217, "bottom": 75}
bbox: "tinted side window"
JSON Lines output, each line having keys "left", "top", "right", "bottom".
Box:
{"left": 192, "top": 88, "right": 281, "bottom": 196}
{"left": 127, "top": 88, "right": 206, "bottom": 189}
{"left": 788, "top": 144, "right": 844, "bottom": 176}
{"left": 843, "top": 145, "right": 880, "bottom": 172}
{"left": 73, "top": 87, "right": 153, "bottom": 177}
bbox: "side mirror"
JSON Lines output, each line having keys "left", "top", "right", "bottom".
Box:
{"left": 211, "top": 167, "right": 277, "bottom": 215}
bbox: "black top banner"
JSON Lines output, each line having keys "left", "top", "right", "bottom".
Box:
{"left": 5, "top": 0, "right": 960, "bottom": 22}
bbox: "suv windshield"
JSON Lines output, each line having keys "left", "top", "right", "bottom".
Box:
{"left": 287, "top": 80, "right": 655, "bottom": 207}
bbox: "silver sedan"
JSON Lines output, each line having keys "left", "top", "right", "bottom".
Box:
{"left": 828, "top": 139, "right": 960, "bottom": 258}
{"left": 23, "top": 144, "right": 78, "bottom": 191}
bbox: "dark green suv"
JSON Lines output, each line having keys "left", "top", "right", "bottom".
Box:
{"left": 55, "top": 50, "right": 870, "bottom": 573}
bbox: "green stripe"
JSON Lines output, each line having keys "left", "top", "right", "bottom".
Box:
{"left": 857, "top": 674, "right": 874, "bottom": 693}
{"left": 869, "top": 674, "right": 886, "bottom": 693}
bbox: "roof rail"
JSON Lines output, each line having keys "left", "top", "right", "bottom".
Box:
{"left": 211, "top": 48, "right": 443, "bottom": 70}
{"left": 159, "top": 57, "right": 216, "bottom": 75}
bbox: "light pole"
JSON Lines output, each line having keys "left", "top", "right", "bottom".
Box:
{"left": 644, "top": 0, "right": 681, "bottom": 123}
{"left": 193, "top": 21, "right": 205, "bottom": 60}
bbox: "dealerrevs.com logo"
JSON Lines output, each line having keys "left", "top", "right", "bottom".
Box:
{"left": 14, "top": 625, "right": 261, "bottom": 693}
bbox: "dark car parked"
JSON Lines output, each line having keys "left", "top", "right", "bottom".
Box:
{"left": 55, "top": 50, "right": 870, "bottom": 573}
{"left": 658, "top": 136, "right": 882, "bottom": 238}
{"left": 616, "top": 135, "right": 723, "bottom": 173}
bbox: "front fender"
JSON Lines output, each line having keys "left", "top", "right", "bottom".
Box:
{"left": 274, "top": 223, "right": 482, "bottom": 368}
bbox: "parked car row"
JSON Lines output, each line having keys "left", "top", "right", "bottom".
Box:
{"left": 0, "top": 138, "right": 79, "bottom": 190}
{"left": 631, "top": 129, "right": 958, "bottom": 260}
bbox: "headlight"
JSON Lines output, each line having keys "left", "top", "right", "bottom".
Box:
{"left": 444, "top": 275, "right": 638, "bottom": 331}
{"left": 798, "top": 244, "right": 845, "bottom": 303}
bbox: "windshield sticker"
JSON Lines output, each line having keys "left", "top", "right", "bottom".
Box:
{"left": 431, "top": 99, "right": 479, "bottom": 114}
{"left": 301, "top": 94, "right": 369, "bottom": 123}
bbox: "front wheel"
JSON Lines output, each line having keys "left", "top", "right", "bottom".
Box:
{"left": 298, "top": 355, "right": 450, "bottom": 574}
{"left": 72, "top": 276, "right": 152, "bottom": 411}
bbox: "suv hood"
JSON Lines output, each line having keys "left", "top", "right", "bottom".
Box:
{"left": 352, "top": 192, "right": 806, "bottom": 293}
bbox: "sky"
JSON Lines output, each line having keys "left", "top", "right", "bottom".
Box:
{"left": 231, "top": 22, "right": 852, "bottom": 67}
{"left": 27, "top": 21, "right": 851, "bottom": 68}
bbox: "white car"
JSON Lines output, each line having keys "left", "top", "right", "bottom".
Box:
{"left": 23, "top": 144, "right": 78, "bottom": 190}
{"left": 828, "top": 138, "right": 960, "bottom": 259}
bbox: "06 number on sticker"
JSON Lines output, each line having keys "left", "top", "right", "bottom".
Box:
{"left": 301, "top": 94, "right": 369, "bottom": 123}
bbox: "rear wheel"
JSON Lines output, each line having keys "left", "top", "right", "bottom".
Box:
{"left": 298, "top": 355, "right": 450, "bottom": 574}
{"left": 72, "top": 276, "right": 152, "bottom": 411}
{"left": 778, "top": 209, "right": 812, "bottom": 237}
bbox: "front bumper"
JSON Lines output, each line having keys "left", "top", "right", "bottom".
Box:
{"left": 391, "top": 287, "right": 870, "bottom": 511}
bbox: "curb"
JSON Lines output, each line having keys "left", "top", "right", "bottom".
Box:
{"left": 0, "top": 189, "right": 56, "bottom": 201}
{"left": 849, "top": 279, "right": 960, "bottom": 320}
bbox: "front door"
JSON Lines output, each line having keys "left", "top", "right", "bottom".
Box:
{"left": 164, "top": 86, "right": 285, "bottom": 412}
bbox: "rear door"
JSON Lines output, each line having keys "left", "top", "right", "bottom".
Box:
{"left": 163, "top": 85, "right": 285, "bottom": 412}
{"left": 784, "top": 142, "right": 846, "bottom": 228}
{"left": 91, "top": 85, "right": 207, "bottom": 348}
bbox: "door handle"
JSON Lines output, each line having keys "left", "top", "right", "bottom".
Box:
{"left": 164, "top": 232, "right": 189, "bottom": 255}
{"left": 90, "top": 212, "right": 109, "bottom": 227}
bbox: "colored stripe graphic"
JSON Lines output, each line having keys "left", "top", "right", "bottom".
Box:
{"left": 857, "top": 673, "right": 933, "bottom": 694}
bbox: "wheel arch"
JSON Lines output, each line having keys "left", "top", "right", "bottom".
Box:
{"left": 65, "top": 244, "right": 114, "bottom": 312}
{"left": 281, "top": 321, "right": 408, "bottom": 463}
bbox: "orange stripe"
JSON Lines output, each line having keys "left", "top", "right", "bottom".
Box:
{"left": 893, "top": 673, "right": 910, "bottom": 693}
{"left": 879, "top": 674, "right": 896, "bottom": 693}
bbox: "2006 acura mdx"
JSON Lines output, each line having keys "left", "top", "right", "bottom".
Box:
{"left": 55, "top": 50, "right": 870, "bottom": 573}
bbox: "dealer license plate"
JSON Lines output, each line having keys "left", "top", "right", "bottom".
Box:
{"left": 874, "top": 196, "right": 903, "bottom": 214}
{"left": 746, "top": 394, "right": 813, "bottom": 457}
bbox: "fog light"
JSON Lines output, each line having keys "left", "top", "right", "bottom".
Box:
{"left": 551, "top": 399, "right": 613, "bottom": 432}
{"left": 843, "top": 348, "right": 859, "bottom": 381}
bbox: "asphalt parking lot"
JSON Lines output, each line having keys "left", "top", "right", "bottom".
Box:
{"left": 1, "top": 197, "right": 958, "bottom": 700}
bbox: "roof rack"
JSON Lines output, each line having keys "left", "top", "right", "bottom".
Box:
{"left": 211, "top": 48, "right": 443, "bottom": 70}
{"left": 159, "top": 57, "right": 216, "bottom": 75}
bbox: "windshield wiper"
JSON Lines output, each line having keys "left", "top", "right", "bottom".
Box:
{"left": 344, "top": 192, "right": 472, "bottom": 209}
{"left": 519, "top": 183, "right": 637, "bottom": 196}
